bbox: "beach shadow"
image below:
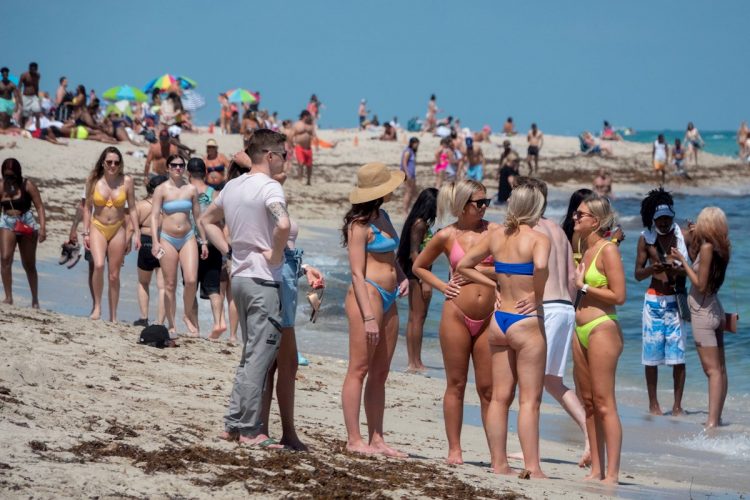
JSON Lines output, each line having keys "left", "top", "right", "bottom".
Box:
{"left": 462, "top": 460, "right": 491, "bottom": 468}
{"left": 540, "top": 457, "right": 578, "bottom": 466}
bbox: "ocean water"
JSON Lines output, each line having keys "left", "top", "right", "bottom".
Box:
{"left": 9, "top": 191, "right": 750, "bottom": 493}
{"left": 624, "top": 129, "right": 741, "bottom": 159}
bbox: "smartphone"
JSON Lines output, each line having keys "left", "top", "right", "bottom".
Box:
{"left": 155, "top": 248, "right": 166, "bottom": 260}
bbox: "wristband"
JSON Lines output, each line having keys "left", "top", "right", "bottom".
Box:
{"left": 363, "top": 315, "right": 375, "bottom": 322}
{"left": 581, "top": 284, "right": 590, "bottom": 294}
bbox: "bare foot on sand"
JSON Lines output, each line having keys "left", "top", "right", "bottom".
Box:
{"left": 446, "top": 449, "right": 463, "bottom": 465}
{"left": 228, "top": 335, "right": 239, "bottom": 345}
{"left": 372, "top": 442, "right": 408, "bottom": 458}
{"left": 89, "top": 307, "right": 100, "bottom": 320}
{"left": 492, "top": 463, "right": 515, "bottom": 475}
{"left": 183, "top": 316, "right": 199, "bottom": 337}
{"left": 526, "top": 469, "right": 548, "bottom": 479}
{"left": 219, "top": 431, "right": 239, "bottom": 442}
{"left": 280, "top": 435, "right": 308, "bottom": 452}
{"left": 601, "top": 476, "right": 619, "bottom": 485}
{"left": 405, "top": 365, "right": 426, "bottom": 374}
{"left": 208, "top": 324, "right": 226, "bottom": 341}
{"left": 583, "top": 471, "right": 602, "bottom": 481}
{"left": 346, "top": 441, "right": 377, "bottom": 455}
{"left": 671, "top": 406, "right": 684, "bottom": 416}
{"left": 3, "top": 297, "right": 13, "bottom": 305}
{"left": 578, "top": 448, "right": 592, "bottom": 468}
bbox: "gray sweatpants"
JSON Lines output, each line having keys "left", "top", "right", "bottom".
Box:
{"left": 224, "top": 277, "right": 282, "bottom": 436}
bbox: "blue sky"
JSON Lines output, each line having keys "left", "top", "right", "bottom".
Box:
{"left": 6, "top": 0, "right": 749, "bottom": 134}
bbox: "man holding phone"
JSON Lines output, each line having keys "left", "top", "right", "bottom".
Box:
{"left": 634, "top": 188, "right": 689, "bottom": 416}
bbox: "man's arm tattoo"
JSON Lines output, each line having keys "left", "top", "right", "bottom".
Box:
{"left": 268, "top": 202, "right": 289, "bottom": 223}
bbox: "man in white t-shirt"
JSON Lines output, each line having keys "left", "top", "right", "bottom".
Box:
{"left": 199, "top": 129, "right": 291, "bottom": 447}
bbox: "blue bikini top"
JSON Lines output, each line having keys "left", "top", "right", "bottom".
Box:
{"left": 494, "top": 261, "right": 534, "bottom": 275}
{"left": 366, "top": 211, "right": 398, "bottom": 253}
{"left": 162, "top": 199, "right": 193, "bottom": 215}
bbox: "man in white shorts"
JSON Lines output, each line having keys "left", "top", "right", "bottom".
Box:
{"left": 514, "top": 177, "right": 591, "bottom": 467}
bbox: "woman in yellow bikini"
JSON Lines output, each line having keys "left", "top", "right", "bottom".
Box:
{"left": 83, "top": 146, "right": 140, "bottom": 321}
{"left": 572, "top": 194, "right": 626, "bottom": 484}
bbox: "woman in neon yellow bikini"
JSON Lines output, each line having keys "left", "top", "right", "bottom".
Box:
{"left": 572, "top": 194, "right": 626, "bottom": 484}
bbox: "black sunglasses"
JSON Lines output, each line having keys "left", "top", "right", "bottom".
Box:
{"left": 169, "top": 162, "right": 186, "bottom": 169}
{"left": 263, "top": 149, "right": 288, "bottom": 160}
{"left": 467, "top": 198, "right": 492, "bottom": 209}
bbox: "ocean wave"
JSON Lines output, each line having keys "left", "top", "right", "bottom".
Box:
{"left": 674, "top": 432, "right": 750, "bottom": 458}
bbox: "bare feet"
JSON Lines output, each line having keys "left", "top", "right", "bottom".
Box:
{"left": 31, "top": 301, "right": 39, "bottom": 309}
{"left": 371, "top": 442, "right": 408, "bottom": 458}
{"left": 3, "top": 297, "right": 12, "bottom": 305}
{"left": 219, "top": 430, "right": 239, "bottom": 442}
{"left": 492, "top": 463, "right": 515, "bottom": 475}
{"left": 228, "top": 335, "right": 238, "bottom": 345}
{"left": 584, "top": 471, "right": 602, "bottom": 481}
{"left": 208, "top": 324, "right": 226, "bottom": 340}
{"left": 526, "top": 469, "right": 548, "bottom": 479}
{"left": 578, "top": 448, "right": 592, "bottom": 468}
{"left": 671, "top": 406, "right": 684, "bottom": 416}
{"left": 89, "top": 307, "right": 101, "bottom": 320}
{"left": 183, "top": 316, "right": 199, "bottom": 337}
{"left": 601, "top": 476, "right": 619, "bottom": 485}
{"left": 346, "top": 441, "right": 377, "bottom": 455}
{"left": 446, "top": 449, "right": 463, "bottom": 465}
{"left": 280, "top": 434, "right": 308, "bottom": 452}
{"left": 649, "top": 403, "right": 663, "bottom": 416}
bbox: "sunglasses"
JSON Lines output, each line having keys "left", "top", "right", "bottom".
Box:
{"left": 573, "top": 210, "right": 596, "bottom": 220}
{"left": 104, "top": 160, "right": 121, "bottom": 166}
{"left": 467, "top": 198, "right": 492, "bottom": 209}
{"left": 263, "top": 149, "right": 288, "bottom": 160}
{"left": 169, "top": 162, "right": 186, "bottom": 169}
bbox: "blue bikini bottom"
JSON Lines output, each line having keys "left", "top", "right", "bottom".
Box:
{"left": 366, "top": 278, "right": 398, "bottom": 312}
{"left": 494, "top": 310, "right": 542, "bottom": 334}
{"left": 160, "top": 231, "right": 195, "bottom": 252}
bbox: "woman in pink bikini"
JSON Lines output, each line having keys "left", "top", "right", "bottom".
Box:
{"left": 433, "top": 137, "right": 454, "bottom": 189}
{"left": 413, "top": 179, "right": 495, "bottom": 464}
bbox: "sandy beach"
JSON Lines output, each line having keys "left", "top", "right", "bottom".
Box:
{"left": 0, "top": 132, "right": 747, "bottom": 498}
{"left": 0, "top": 302, "right": 734, "bottom": 499}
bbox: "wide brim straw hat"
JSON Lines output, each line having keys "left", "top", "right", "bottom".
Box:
{"left": 349, "top": 162, "right": 405, "bottom": 204}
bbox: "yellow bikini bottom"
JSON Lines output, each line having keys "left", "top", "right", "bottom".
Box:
{"left": 92, "top": 218, "right": 124, "bottom": 242}
{"left": 575, "top": 314, "right": 617, "bottom": 349}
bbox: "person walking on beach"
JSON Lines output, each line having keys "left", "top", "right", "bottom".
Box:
{"left": 526, "top": 123, "right": 543, "bottom": 175}
{"left": 496, "top": 140, "right": 519, "bottom": 204}
{"left": 635, "top": 188, "right": 688, "bottom": 416}
{"left": 669, "top": 207, "right": 731, "bottom": 429}
{"left": 358, "top": 99, "right": 368, "bottom": 130}
{"left": 737, "top": 121, "right": 749, "bottom": 162}
{"left": 672, "top": 139, "right": 691, "bottom": 178}
{"left": 652, "top": 134, "right": 668, "bottom": 185}
{"left": 144, "top": 129, "right": 179, "bottom": 180}
{"left": 83, "top": 147, "right": 140, "bottom": 322}
{"left": 0, "top": 158, "right": 46, "bottom": 308}
{"left": 464, "top": 137, "right": 485, "bottom": 182}
{"left": 150, "top": 154, "right": 207, "bottom": 337}
{"left": 684, "top": 122, "right": 704, "bottom": 169}
{"left": 0, "top": 68, "right": 21, "bottom": 125}
{"left": 133, "top": 175, "right": 167, "bottom": 327}
{"left": 413, "top": 180, "right": 495, "bottom": 465}
{"left": 572, "top": 194, "right": 625, "bottom": 484}
{"left": 400, "top": 137, "right": 419, "bottom": 214}
{"left": 341, "top": 162, "right": 408, "bottom": 457}
{"left": 424, "top": 94, "right": 438, "bottom": 133}
{"left": 511, "top": 177, "right": 591, "bottom": 467}
{"left": 19, "top": 62, "right": 41, "bottom": 131}
{"left": 291, "top": 110, "right": 317, "bottom": 186}
{"left": 200, "top": 129, "right": 291, "bottom": 447}
{"left": 397, "top": 188, "right": 438, "bottom": 374}
{"left": 456, "top": 183, "right": 550, "bottom": 478}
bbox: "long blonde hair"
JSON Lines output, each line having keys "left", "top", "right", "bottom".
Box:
{"left": 505, "top": 184, "right": 544, "bottom": 235}
{"left": 436, "top": 180, "right": 485, "bottom": 222}
{"left": 693, "top": 206, "right": 730, "bottom": 294}
{"left": 582, "top": 194, "right": 616, "bottom": 235}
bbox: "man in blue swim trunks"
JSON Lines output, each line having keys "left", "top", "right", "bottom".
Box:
{"left": 0, "top": 68, "right": 21, "bottom": 126}
{"left": 400, "top": 137, "right": 419, "bottom": 213}
{"left": 464, "top": 136, "right": 485, "bottom": 181}
{"left": 634, "top": 188, "right": 688, "bottom": 416}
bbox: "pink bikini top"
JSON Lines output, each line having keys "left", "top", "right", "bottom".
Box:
{"left": 449, "top": 240, "right": 494, "bottom": 269}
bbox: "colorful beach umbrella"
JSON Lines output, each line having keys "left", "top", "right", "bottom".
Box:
{"left": 102, "top": 85, "right": 148, "bottom": 102}
{"left": 181, "top": 89, "right": 205, "bottom": 111}
{"left": 177, "top": 76, "right": 198, "bottom": 90}
{"left": 226, "top": 88, "right": 258, "bottom": 104}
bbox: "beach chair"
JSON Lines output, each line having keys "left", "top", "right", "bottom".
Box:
{"left": 579, "top": 134, "right": 602, "bottom": 156}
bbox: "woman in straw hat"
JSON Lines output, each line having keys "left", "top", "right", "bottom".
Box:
{"left": 341, "top": 162, "right": 409, "bottom": 457}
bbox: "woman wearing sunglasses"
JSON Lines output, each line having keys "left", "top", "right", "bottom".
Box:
{"left": 150, "top": 154, "right": 208, "bottom": 336}
{"left": 413, "top": 179, "right": 495, "bottom": 465}
{"left": 572, "top": 194, "right": 626, "bottom": 484}
{"left": 83, "top": 146, "right": 139, "bottom": 321}
{"left": 203, "top": 138, "right": 229, "bottom": 190}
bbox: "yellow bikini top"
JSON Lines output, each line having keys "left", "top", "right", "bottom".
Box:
{"left": 93, "top": 186, "right": 126, "bottom": 208}
{"left": 584, "top": 241, "right": 612, "bottom": 288}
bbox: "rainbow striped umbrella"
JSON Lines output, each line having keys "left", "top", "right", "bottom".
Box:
{"left": 177, "top": 75, "right": 198, "bottom": 90}
{"left": 226, "top": 88, "right": 258, "bottom": 104}
{"left": 143, "top": 74, "right": 198, "bottom": 93}
{"left": 103, "top": 85, "right": 148, "bottom": 102}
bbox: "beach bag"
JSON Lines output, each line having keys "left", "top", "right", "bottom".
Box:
{"left": 13, "top": 218, "right": 34, "bottom": 237}
{"left": 138, "top": 325, "right": 171, "bottom": 348}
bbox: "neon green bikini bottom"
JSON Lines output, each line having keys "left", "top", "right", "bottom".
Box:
{"left": 575, "top": 314, "right": 618, "bottom": 349}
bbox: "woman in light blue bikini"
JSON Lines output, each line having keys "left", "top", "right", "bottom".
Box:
{"left": 150, "top": 154, "right": 208, "bottom": 336}
{"left": 457, "top": 183, "right": 550, "bottom": 478}
{"left": 341, "top": 162, "right": 408, "bottom": 457}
